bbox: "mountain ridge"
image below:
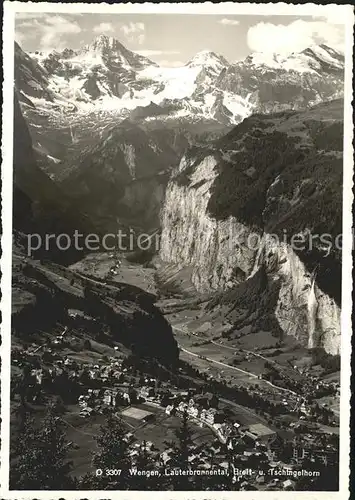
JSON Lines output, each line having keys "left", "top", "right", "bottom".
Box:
{"left": 16, "top": 37, "right": 344, "bottom": 126}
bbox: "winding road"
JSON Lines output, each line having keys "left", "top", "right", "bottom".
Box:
{"left": 173, "top": 326, "right": 298, "bottom": 397}
{"left": 178, "top": 344, "right": 258, "bottom": 379}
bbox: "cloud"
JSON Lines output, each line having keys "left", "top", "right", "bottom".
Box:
{"left": 15, "top": 31, "right": 27, "bottom": 46}
{"left": 93, "top": 22, "right": 115, "bottom": 34}
{"left": 16, "top": 12, "right": 83, "bottom": 20}
{"left": 219, "top": 18, "right": 240, "bottom": 26}
{"left": 120, "top": 22, "right": 145, "bottom": 45}
{"left": 16, "top": 14, "right": 81, "bottom": 50}
{"left": 247, "top": 19, "right": 344, "bottom": 55}
{"left": 137, "top": 49, "right": 180, "bottom": 57}
{"left": 311, "top": 5, "right": 348, "bottom": 25}
{"left": 16, "top": 13, "right": 45, "bottom": 21}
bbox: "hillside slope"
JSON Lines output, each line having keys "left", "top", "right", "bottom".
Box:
{"left": 13, "top": 92, "right": 98, "bottom": 263}
{"left": 12, "top": 250, "right": 178, "bottom": 365}
{"left": 160, "top": 100, "right": 343, "bottom": 355}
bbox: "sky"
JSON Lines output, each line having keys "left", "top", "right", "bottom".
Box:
{"left": 15, "top": 11, "right": 346, "bottom": 67}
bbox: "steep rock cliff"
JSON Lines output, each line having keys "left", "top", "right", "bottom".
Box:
{"left": 119, "top": 172, "right": 168, "bottom": 231}
{"left": 160, "top": 100, "right": 342, "bottom": 355}
{"left": 59, "top": 121, "right": 178, "bottom": 233}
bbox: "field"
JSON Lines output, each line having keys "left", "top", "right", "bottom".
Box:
{"left": 69, "top": 252, "right": 157, "bottom": 294}
{"left": 172, "top": 326, "right": 291, "bottom": 400}
{"left": 316, "top": 395, "right": 340, "bottom": 417}
{"left": 166, "top": 299, "right": 339, "bottom": 392}
{"left": 120, "top": 406, "right": 154, "bottom": 421}
{"left": 128, "top": 406, "right": 214, "bottom": 449}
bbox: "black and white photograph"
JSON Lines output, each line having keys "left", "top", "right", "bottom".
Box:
{"left": 1, "top": 2, "right": 353, "bottom": 497}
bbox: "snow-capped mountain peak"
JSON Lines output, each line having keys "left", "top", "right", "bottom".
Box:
{"left": 187, "top": 50, "right": 229, "bottom": 68}
{"left": 16, "top": 38, "right": 344, "bottom": 129}
{"left": 241, "top": 44, "right": 344, "bottom": 74}
{"left": 300, "top": 44, "right": 344, "bottom": 69}
{"left": 83, "top": 34, "right": 125, "bottom": 54}
{"left": 79, "top": 34, "right": 157, "bottom": 70}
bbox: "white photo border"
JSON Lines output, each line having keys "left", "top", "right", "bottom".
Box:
{"left": 1, "top": 2, "right": 354, "bottom": 499}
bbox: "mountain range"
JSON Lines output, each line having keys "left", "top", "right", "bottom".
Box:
{"left": 16, "top": 35, "right": 344, "bottom": 126}
{"left": 14, "top": 35, "right": 344, "bottom": 210}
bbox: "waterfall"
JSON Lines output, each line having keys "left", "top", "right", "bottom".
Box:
{"left": 307, "top": 277, "right": 318, "bottom": 349}
{"left": 70, "top": 125, "right": 78, "bottom": 144}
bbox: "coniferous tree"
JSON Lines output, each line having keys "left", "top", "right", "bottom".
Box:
{"left": 92, "top": 415, "right": 135, "bottom": 490}
{"left": 164, "top": 410, "right": 198, "bottom": 490}
{"left": 11, "top": 405, "right": 32, "bottom": 461}
{"left": 168, "top": 411, "right": 193, "bottom": 468}
{"left": 131, "top": 440, "right": 160, "bottom": 490}
{"left": 10, "top": 405, "right": 74, "bottom": 490}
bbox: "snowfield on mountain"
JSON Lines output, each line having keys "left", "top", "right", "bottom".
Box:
{"left": 16, "top": 35, "right": 344, "bottom": 125}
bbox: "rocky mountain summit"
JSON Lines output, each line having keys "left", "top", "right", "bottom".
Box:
{"left": 215, "top": 44, "right": 344, "bottom": 115}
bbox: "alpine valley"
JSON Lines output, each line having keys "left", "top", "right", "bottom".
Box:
{"left": 14, "top": 34, "right": 344, "bottom": 352}
{"left": 11, "top": 31, "right": 343, "bottom": 489}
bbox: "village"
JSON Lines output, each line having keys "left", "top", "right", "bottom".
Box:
{"left": 11, "top": 330, "right": 339, "bottom": 491}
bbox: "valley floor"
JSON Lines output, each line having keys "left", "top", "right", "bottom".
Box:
{"left": 69, "top": 251, "right": 340, "bottom": 421}
{"left": 10, "top": 250, "right": 340, "bottom": 490}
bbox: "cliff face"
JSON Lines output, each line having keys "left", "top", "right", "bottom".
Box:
{"left": 160, "top": 101, "right": 342, "bottom": 355}
{"left": 119, "top": 173, "right": 168, "bottom": 231}
{"left": 251, "top": 234, "right": 340, "bottom": 353}
{"left": 160, "top": 155, "right": 256, "bottom": 291}
{"left": 59, "top": 121, "right": 178, "bottom": 233}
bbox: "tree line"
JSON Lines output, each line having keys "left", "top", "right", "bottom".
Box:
{"left": 11, "top": 404, "right": 237, "bottom": 491}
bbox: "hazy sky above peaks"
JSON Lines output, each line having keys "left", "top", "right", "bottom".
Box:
{"left": 15, "top": 11, "right": 346, "bottom": 66}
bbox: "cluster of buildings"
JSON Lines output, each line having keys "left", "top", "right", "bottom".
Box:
{"left": 16, "top": 344, "right": 128, "bottom": 383}
{"left": 77, "top": 376, "right": 162, "bottom": 417}
{"left": 248, "top": 372, "right": 337, "bottom": 426}
{"left": 165, "top": 398, "right": 235, "bottom": 443}
{"left": 78, "top": 387, "right": 132, "bottom": 417}
{"left": 291, "top": 433, "right": 338, "bottom": 466}
{"left": 13, "top": 338, "right": 339, "bottom": 491}
{"left": 293, "top": 375, "right": 339, "bottom": 400}
{"left": 106, "top": 258, "right": 122, "bottom": 278}
{"left": 12, "top": 346, "right": 136, "bottom": 403}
